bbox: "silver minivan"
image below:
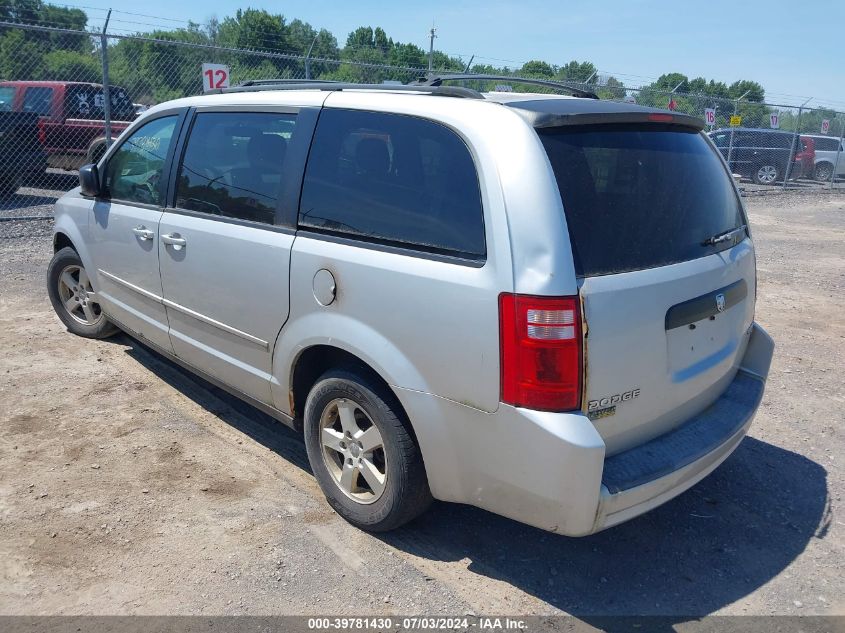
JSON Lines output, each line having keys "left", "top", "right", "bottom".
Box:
{"left": 47, "top": 80, "right": 774, "bottom": 535}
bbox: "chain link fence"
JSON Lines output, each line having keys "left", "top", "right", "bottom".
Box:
{"left": 1, "top": 19, "right": 844, "bottom": 227}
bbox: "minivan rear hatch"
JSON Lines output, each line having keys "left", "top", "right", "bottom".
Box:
{"left": 514, "top": 101, "right": 756, "bottom": 455}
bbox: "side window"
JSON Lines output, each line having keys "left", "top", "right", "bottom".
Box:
{"left": 711, "top": 133, "right": 729, "bottom": 148}
{"left": 175, "top": 112, "right": 296, "bottom": 225}
{"left": 0, "top": 86, "right": 14, "bottom": 112}
{"left": 777, "top": 134, "right": 794, "bottom": 149}
{"left": 23, "top": 87, "right": 53, "bottom": 116}
{"left": 734, "top": 132, "right": 751, "bottom": 147}
{"left": 104, "top": 115, "right": 178, "bottom": 205}
{"left": 299, "top": 109, "right": 485, "bottom": 258}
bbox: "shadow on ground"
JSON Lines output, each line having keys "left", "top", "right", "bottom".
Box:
{"left": 0, "top": 190, "right": 61, "bottom": 212}
{"left": 383, "top": 441, "right": 830, "bottom": 621}
{"left": 119, "top": 335, "right": 830, "bottom": 622}
{"left": 121, "top": 335, "right": 311, "bottom": 473}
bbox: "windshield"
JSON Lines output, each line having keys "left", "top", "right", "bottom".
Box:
{"left": 540, "top": 124, "right": 746, "bottom": 277}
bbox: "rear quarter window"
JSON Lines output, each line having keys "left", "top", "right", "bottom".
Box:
{"left": 815, "top": 137, "right": 840, "bottom": 152}
{"left": 540, "top": 124, "right": 746, "bottom": 277}
{"left": 22, "top": 87, "right": 53, "bottom": 116}
{"left": 299, "top": 109, "right": 485, "bottom": 259}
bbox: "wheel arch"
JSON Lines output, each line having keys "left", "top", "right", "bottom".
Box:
{"left": 52, "top": 213, "right": 96, "bottom": 286}
{"left": 86, "top": 137, "right": 109, "bottom": 164}
{"left": 288, "top": 344, "right": 414, "bottom": 438}
{"left": 53, "top": 231, "right": 76, "bottom": 253}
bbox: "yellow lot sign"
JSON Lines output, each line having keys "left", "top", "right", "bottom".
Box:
{"left": 730, "top": 115, "right": 742, "bottom": 127}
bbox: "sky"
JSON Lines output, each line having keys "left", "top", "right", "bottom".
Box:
{"left": 78, "top": 0, "right": 845, "bottom": 109}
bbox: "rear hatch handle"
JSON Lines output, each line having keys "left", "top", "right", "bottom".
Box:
{"left": 702, "top": 225, "right": 747, "bottom": 247}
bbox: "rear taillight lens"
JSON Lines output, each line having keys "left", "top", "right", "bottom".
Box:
{"left": 37, "top": 120, "right": 46, "bottom": 146}
{"left": 499, "top": 293, "right": 582, "bottom": 412}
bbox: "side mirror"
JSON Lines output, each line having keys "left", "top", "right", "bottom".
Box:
{"left": 79, "top": 163, "right": 101, "bottom": 197}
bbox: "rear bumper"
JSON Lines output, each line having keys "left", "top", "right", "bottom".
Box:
{"left": 594, "top": 323, "right": 773, "bottom": 531}
{"left": 398, "top": 323, "right": 774, "bottom": 536}
{"left": 595, "top": 371, "right": 763, "bottom": 530}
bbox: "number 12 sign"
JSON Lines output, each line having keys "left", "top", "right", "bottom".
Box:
{"left": 202, "top": 63, "right": 230, "bottom": 92}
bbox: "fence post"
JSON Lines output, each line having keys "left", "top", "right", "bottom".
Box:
{"left": 783, "top": 97, "right": 811, "bottom": 190}
{"left": 726, "top": 99, "right": 739, "bottom": 173}
{"left": 831, "top": 117, "right": 845, "bottom": 189}
{"left": 100, "top": 9, "right": 112, "bottom": 149}
{"left": 427, "top": 27, "right": 436, "bottom": 78}
{"left": 305, "top": 34, "right": 318, "bottom": 80}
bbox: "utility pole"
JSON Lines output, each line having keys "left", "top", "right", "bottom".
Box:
{"left": 427, "top": 26, "right": 436, "bottom": 78}
{"left": 101, "top": 8, "right": 112, "bottom": 149}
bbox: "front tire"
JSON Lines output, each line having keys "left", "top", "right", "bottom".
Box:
{"left": 47, "top": 247, "right": 118, "bottom": 339}
{"left": 303, "top": 369, "right": 432, "bottom": 532}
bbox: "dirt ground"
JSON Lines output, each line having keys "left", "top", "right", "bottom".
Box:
{"left": 0, "top": 192, "right": 843, "bottom": 618}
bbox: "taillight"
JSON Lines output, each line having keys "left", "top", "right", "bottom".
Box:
{"left": 499, "top": 293, "right": 582, "bottom": 412}
{"left": 37, "top": 119, "right": 46, "bottom": 146}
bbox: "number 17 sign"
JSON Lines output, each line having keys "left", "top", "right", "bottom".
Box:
{"left": 202, "top": 63, "right": 230, "bottom": 92}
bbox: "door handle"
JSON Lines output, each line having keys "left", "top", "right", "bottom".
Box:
{"left": 161, "top": 233, "right": 186, "bottom": 248}
{"left": 132, "top": 225, "right": 155, "bottom": 241}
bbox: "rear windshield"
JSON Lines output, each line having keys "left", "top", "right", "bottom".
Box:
{"left": 65, "top": 85, "right": 135, "bottom": 121}
{"left": 540, "top": 124, "right": 746, "bottom": 277}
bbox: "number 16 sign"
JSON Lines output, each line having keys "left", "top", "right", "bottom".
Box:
{"left": 202, "top": 63, "right": 230, "bottom": 92}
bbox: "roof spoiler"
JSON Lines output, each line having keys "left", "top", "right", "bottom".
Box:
{"left": 522, "top": 110, "right": 705, "bottom": 131}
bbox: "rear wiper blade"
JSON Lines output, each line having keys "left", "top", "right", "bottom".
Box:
{"left": 702, "top": 225, "right": 746, "bottom": 247}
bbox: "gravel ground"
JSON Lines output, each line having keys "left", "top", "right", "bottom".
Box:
{"left": 0, "top": 191, "right": 842, "bottom": 618}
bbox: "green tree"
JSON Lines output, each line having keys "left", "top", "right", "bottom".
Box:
{"left": 44, "top": 49, "right": 99, "bottom": 82}
{"left": 218, "top": 8, "right": 287, "bottom": 52}
{"left": 0, "top": 29, "right": 45, "bottom": 79}
{"left": 557, "top": 60, "right": 596, "bottom": 82}
{"left": 520, "top": 60, "right": 555, "bottom": 78}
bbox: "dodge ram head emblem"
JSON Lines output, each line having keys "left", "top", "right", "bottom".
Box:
{"left": 715, "top": 293, "right": 726, "bottom": 313}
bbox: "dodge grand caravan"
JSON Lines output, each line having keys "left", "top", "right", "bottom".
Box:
{"left": 46, "top": 79, "right": 774, "bottom": 535}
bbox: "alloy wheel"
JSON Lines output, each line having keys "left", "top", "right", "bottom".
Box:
{"left": 757, "top": 165, "right": 778, "bottom": 184}
{"left": 57, "top": 264, "right": 103, "bottom": 326}
{"left": 319, "top": 398, "right": 387, "bottom": 504}
{"left": 815, "top": 163, "right": 833, "bottom": 182}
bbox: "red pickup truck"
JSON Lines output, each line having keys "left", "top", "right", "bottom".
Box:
{"left": 0, "top": 80, "right": 136, "bottom": 172}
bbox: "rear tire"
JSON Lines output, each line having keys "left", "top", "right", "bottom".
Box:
{"left": 47, "top": 247, "right": 118, "bottom": 339}
{"left": 814, "top": 162, "right": 834, "bottom": 182}
{"left": 303, "top": 368, "right": 432, "bottom": 532}
{"left": 753, "top": 163, "right": 779, "bottom": 185}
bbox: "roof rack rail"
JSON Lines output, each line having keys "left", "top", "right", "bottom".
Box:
{"left": 237, "top": 78, "right": 341, "bottom": 87}
{"left": 215, "top": 79, "right": 484, "bottom": 99}
{"left": 415, "top": 74, "right": 599, "bottom": 99}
